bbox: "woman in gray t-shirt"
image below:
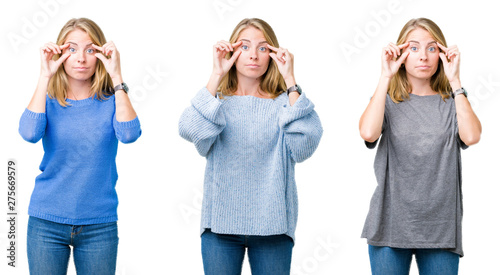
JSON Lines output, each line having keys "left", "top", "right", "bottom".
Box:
{"left": 359, "top": 18, "right": 481, "bottom": 274}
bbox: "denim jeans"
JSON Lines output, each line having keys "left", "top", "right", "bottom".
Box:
{"left": 27, "top": 216, "right": 118, "bottom": 275}
{"left": 368, "top": 245, "right": 459, "bottom": 275}
{"left": 201, "top": 229, "right": 294, "bottom": 275}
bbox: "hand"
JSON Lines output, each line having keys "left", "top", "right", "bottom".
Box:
{"left": 212, "top": 40, "right": 242, "bottom": 77}
{"left": 40, "top": 42, "right": 70, "bottom": 78}
{"left": 268, "top": 45, "right": 295, "bottom": 85}
{"left": 381, "top": 42, "right": 409, "bottom": 79}
{"left": 438, "top": 43, "right": 460, "bottom": 86}
{"left": 92, "top": 41, "right": 122, "bottom": 81}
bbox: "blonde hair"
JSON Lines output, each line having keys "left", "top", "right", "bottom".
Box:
{"left": 218, "top": 18, "right": 286, "bottom": 98}
{"left": 49, "top": 18, "right": 113, "bottom": 107}
{"left": 389, "top": 18, "right": 451, "bottom": 103}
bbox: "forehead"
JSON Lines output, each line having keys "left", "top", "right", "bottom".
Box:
{"left": 406, "top": 27, "right": 435, "bottom": 43}
{"left": 237, "top": 26, "right": 266, "bottom": 42}
{"left": 64, "top": 29, "right": 92, "bottom": 43}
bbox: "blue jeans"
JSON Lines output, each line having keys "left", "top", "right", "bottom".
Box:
{"left": 27, "top": 216, "right": 118, "bottom": 275}
{"left": 368, "top": 245, "right": 459, "bottom": 275}
{"left": 201, "top": 229, "right": 294, "bottom": 275}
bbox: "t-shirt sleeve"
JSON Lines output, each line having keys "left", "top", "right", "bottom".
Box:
{"left": 365, "top": 110, "right": 387, "bottom": 149}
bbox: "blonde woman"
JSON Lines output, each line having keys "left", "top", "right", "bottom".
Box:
{"left": 179, "top": 18, "right": 322, "bottom": 275}
{"left": 19, "top": 18, "right": 141, "bottom": 274}
{"left": 359, "top": 18, "right": 481, "bottom": 274}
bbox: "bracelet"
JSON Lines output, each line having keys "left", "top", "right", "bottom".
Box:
{"left": 452, "top": 87, "right": 467, "bottom": 98}
{"left": 287, "top": 84, "right": 302, "bottom": 95}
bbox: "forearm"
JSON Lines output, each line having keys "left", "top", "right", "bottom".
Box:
{"left": 284, "top": 76, "right": 298, "bottom": 106}
{"left": 27, "top": 76, "right": 50, "bottom": 113}
{"left": 359, "top": 76, "right": 390, "bottom": 142}
{"left": 450, "top": 80, "right": 481, "bottom": 145}
{"left": 206, "top": 73, "right": 223, "bottom": 97}
{"left": 112, "top": 76, "right": 137, "bottom": 122}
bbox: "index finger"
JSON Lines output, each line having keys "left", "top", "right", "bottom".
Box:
{"left": 231, "top": 41, "right": 243, "bottom": 49}
{"left": 398, "top": 42, "right": 409, "bottom": 49}
{"left": 267, "top": 44, "right": 280, "bottom": 52}
{"left": 60, "top": 43, "right": 70, "bottom": 49}
{"left": 91, "top": 44, "right": 104, "bottom": 52}
{"left": 436, "top": 42, "right": 447, "bottom": 52}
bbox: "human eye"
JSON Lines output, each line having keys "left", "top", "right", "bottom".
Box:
{"left": 86, "top": 48, "right": 94, "bottom": 54}
{"left": 69, "top": 47, "right": 76, "bottom": 53}
{"left": 410, "top": 46, "right": 418, "bottom": 52}
{"left": 241, "top": 45, "right": 249, "bottom": 50}
{"left": 258, "top": 46, "right": 267, "bottom": 52}
{"left": 428, "top": 46, "right": 436, "bottom": 52}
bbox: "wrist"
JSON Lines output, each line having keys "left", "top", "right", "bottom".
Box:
{"left": 111, "top": 76, "right": 124, "bottom": 87}
{"left": 449, "top": 79, "right": 462, "bottom": 91}
{"left": 284, "top": 76, "right": 296, "bottom": 89}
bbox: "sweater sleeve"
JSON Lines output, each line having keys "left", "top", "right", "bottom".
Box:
{"left": 278, "top": 92, "right": 323, "bottom": 163}
{"left": 113, "top": 116, "right": 142, "bottom": 144}
{"left": 19, "top": 108, "right": 47, "bottom": 143}
{"left": 179, "top": 87, "right": 226, "bottom": 157}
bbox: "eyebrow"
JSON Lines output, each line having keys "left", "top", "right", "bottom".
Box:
{"left": 67, "top": 42, "right": 94, "bottom": 47}
{"left": 408, "top": 40, "right": 437, "bottom": 45}
{"left": 240, "top": 39, "right": 268, "bottom": 45}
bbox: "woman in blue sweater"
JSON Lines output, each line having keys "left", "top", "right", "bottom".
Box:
{"left": 179, "top": 18, "right": 323, "bottom": 275}
{"left": 19, "top": 18, "right": 141, "bottom": 274}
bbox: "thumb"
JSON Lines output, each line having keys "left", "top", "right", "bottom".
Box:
{"left": 439, "top": 53, "right": 448, "bottom": 65}
{"left": 95, "top": 53, "right": 107, "bottom": 63}
{"left": 269, "top": 52, "right": 280, "bottom": 64}
{"left": 228, "top": 50, "right": 241, "bottom": 64}
{"left": 55, "top": 53, "right": 70, "bottom": 67}
{"left": 396, "top": 51, "right": 409, "bottom": 67}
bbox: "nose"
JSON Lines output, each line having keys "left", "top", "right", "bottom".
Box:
{"left": 419, "top": 50, "right": 428, "bottom": 61}
{"left": 76, "top": 50, "right": 86, "bottom": 63}
{"left": 250, "top": 48, "right": 258, "bottom": 60}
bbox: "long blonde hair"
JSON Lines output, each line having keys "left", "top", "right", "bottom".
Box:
{"left": 389, "top": 18, "right": 451, "bottom": 103}
{"left": 49, "top": 18, "right": 113, "bottom": 107}
{"left": 218, "top": 18, "right": 286, "bottom": 98}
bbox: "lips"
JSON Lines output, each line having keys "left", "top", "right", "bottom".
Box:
{"left": 416, "top": 65, "right": 430, "bottom": 70}
{"left": 246, "top": 64, "right": 260, "bottom": 68}
{"left": 73, "top": 67, "right": 89, "bottom": 71}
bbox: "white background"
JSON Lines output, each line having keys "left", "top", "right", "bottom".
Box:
{"left": 1, "top": 0, "right": 499, "bottom": 274}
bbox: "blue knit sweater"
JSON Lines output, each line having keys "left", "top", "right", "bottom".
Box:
{"left": 179, "top": 88, "right": 322, "bottom": 240}
{"left": 19, "top": 95, "right": 141, "bottom": 225}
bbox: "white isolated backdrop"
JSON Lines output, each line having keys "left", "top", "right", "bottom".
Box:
{"left": 1, "top": 0, "right": 499, "bottom": 274}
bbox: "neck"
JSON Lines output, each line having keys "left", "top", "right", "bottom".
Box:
{"left": 67, "top": 78, "right": 92, "bottom": 100}
{"left": 407, "top": 74, "right": 437, "bottom": 96}
{"left": 234, "top": 74, "right": 270, "bottom": 98}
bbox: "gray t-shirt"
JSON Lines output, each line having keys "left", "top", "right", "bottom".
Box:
{"left": 362, "top": 93, "right": 467, "bottom": 256}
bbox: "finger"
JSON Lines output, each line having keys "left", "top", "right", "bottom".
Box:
{"left": 388, "top": 44, "right": 400, "bottom": 57}
{"left": 55, "top": 53, "right": 71, "bottom": 66}
{"left": 95, "top": 52, "right": 107, "bottom": 63}
{"left": 92, "top": 44, "right": 103, "bottom": 52}
{"left": 231, "top": 41, "right": 242, "bottom": 50}
{"left": 267, "top": 44, "right": 279, "bottom": 52}
{"left": 397, "top": 42, "right": 409, "bottom": 56}
{"left": 45, "top": 44, "right": 60, "bottom": 54}
{"left": 396, "top": 51, "right": 409, "bottom": 66}
{"left": 58, "top": 43, "right": 70, "bottom": 53}
{"left": 218, "top": 41, "right": 233, "bottom": 51}
{"left": 269, "top": 52, "right": 282, "bottom": 65}
{"left": 228, "top": 50, "right": 241, "bottom": 64}
{"left": 218, "top": 42, "right": 231, "bottom": 52}
{"left": 398, "top": 42, "right": 409, "bottom": 49}
{"left": 437, "top": 42, "right": 448, "bottom": 53}
{"left": 439, "top": 52, "right": 449, "bottom": 65}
